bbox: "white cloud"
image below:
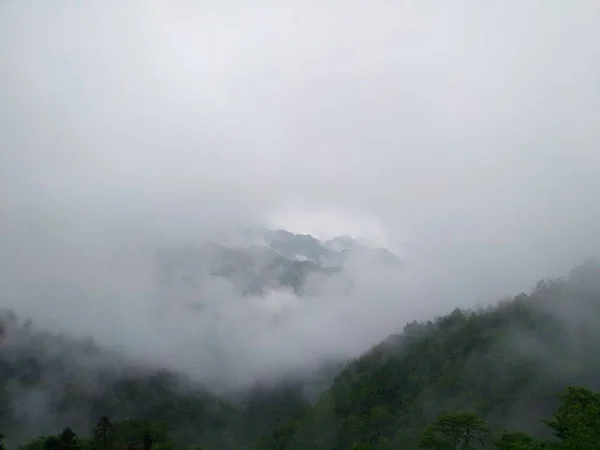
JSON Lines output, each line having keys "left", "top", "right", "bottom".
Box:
{"left": 1, "top": 0, "right": 600, "bottom": 389}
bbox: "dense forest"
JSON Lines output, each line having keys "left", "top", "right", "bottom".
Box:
{"left": 2, "top": 257, "right": 600, "bottom": 449}
{"left": 3, "top": 385, "right": 599, "bottom": 450}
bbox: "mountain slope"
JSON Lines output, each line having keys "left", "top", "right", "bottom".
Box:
{"left": 0, "top": 311, "right": 313, "bottom": 449}
{"left": 154, "top": 229, "right": 401, "bottom": 299}
{"left": 260, "top": 258, "right": 600, "bottom": 450}
{"left": 3, "top": 258, "right": 600, "bottom": 449}
{"left": 155, "top": 243, "right": 339, "bottom": 296}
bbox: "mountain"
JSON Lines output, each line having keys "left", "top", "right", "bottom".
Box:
{"left": 260, "top": 257, "right": 600, "bottom": 449}
{"left": 0, "top": 309, "right": 314, "bottom": 449}
{"left": 262, "top": 229, "right": 402, "bottom": 268}
{"left": 154, "top": 229, "right": 401, "bottom": 297}
{"left": 264, "top": 230, "right": 330, "bottom": 264}
{"left": 155, "top": 243, "right": 335, "bottom": 296}
{"left": 3, "top": 256, "right": 600, "bottom": 449}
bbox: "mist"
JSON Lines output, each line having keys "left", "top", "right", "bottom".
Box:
{"left": 1, "top": 1, "right": 600, "bottom": 390}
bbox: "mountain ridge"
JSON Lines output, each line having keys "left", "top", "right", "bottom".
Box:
{"left": 2, "top": 254, "right": 599, "bottom": 449}
{"left": 155, "top": 228, "right": 401, "bottom": 297}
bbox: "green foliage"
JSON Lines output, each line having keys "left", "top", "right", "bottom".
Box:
{"left": 419, "top": 412, "right": 489, "bottom": 449}
{"left": 350, "top": 442, "right": 375, "bottom": 450}
{"left": 494, "top": 431, "right": 545, "bottom": 450}
{"left": 19, "top": 436, "right": 52, "bottom": 450}
{"left": 58, "top": 427, "right": 81, "bottom": 450}
{"left": 24, "top": 428, "right": 82, "bottom": 450}
{"left": 3, "top": 258, "right": 600, "bottom": 449}
{"left": 111, "top": 419, "right": 174, "bottom": 450}
{"left": 10, "top": 388, "right": 600, "bottom": 449}
{"left": 544, "top": 386, "right": 600, "bottom": 449}
{"left": 91, "top": 417, "right": 113, "bottom": 450}
{"left": 261, "top": 258, "right": 600, "bottom": 449}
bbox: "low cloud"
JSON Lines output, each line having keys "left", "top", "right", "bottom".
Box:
{"left": 1, "top": 1, "right": 600, "bottom": 391}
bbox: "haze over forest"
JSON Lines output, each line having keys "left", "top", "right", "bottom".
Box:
{"left": 1, "top": 2, "right": 600, "bottom": 449}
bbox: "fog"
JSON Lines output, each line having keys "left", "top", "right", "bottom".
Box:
{"left": 1, "top": 1, "right": 600, "bottom": 390}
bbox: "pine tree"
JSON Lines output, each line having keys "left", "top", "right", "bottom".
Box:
{"left": 93, "top": 416, "right": 114, "bottom": 450}
{"left": 142, "top": 426, "right": 152, "bottom": 450}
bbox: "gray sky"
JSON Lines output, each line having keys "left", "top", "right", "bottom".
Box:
{"left": 1, "top": 1, "right": 600, "bottom": 388}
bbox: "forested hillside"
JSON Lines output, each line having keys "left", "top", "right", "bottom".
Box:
{"left": 261, "top": 257, "right": 600, "bottom": 449}
{"left": 0, "top": 310, "right": 315, "bottom": 450}
{"left": 2, "top": 258, "right": 600, "bottom": 449}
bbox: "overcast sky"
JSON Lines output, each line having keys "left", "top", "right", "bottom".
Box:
{"left": 1, "top": 1, "right": 600, "bottom": 384}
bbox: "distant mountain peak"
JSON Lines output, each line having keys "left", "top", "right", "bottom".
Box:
{"left": 155, "top": 227, "right": 402, "bottom": 300}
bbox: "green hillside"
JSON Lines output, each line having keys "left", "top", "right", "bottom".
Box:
{"left": 259, "top": 257, "right": 600, "bottom": 449}
{"left": 0, "top": 312, "right": 312, "bottom": 450}
{"left": 2, "top": 258, "right": 600, "bottom": 449}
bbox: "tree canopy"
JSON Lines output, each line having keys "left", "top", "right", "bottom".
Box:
{"left": 2, "top": 258, "right": 600, "bottom": 449}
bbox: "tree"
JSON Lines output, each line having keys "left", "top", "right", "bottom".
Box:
{"left": 57, "top": 427, "right": 81, "bottom": 450}
{"left": 19, "top": 436, "right": 53, "bottom": 450}
{"left": 350, "top": 443, "right": 375, "bottom": 450}
{"left": 93, "top": 416, "right": 114, "bottom": 450}
{"left": 420, "top": 412, "right": 489, "bottom": 450}
{"left": 545, "top": 386, "right": 600, "bottom": 449}
{"left": 142, "top": 426, "right": 152, "bottom": 450}
{"left": 495, "top": 431, "right": 545, "bottom": 450}
{"left": 43, "top": 436, "right": 60, "bottom": 450}
{"left": 0, "top": 432, "right": 5, "bottom": 450}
